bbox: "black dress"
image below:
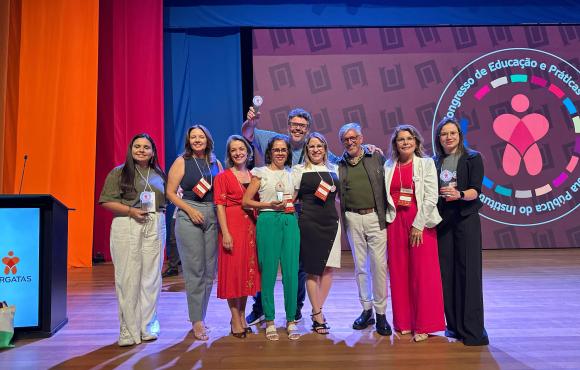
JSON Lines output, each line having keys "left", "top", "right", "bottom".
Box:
{"left": 296, "top": 167, "right": 340, "bottom": 276}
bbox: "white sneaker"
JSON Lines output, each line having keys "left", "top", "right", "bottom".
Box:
{"left": 118, "top": 327, "right": 136, "bottom": 347}
{"left": 141, "top": 332, "right": 158, "bottom": 341}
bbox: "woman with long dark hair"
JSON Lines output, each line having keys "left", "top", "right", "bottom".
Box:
{"left": 434, "top": 117, "right": 489, "bottom": 346}
{"left": 99, "top": 133, "right": 167, "bottom": 347}
{"left": 166, "top": 124, "right": 222, "bottom": 341}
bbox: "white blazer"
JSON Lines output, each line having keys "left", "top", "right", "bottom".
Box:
{"left": 384, "top": 154, "right": 442, "bottom": 230}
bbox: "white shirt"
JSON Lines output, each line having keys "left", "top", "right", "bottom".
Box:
{"left": 251, "top": 166, "right": 294, "bottom": 211}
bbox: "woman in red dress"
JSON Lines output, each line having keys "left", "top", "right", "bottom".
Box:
{"left": 215, "top": 135, "right": 260, "bottom": 338}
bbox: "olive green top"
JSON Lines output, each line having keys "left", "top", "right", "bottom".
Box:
{"left": 99, "top": 165, "right": 166, "bottom": 212}
{"left": 343, "top": 160, "right": 375, "bottom": 210}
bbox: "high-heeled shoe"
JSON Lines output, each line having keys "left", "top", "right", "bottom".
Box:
{"left": 311, "top": 311, "right": 330, "bottom": 335}
{"left": 230, "top": 324, "right": 247, "bottom": 339}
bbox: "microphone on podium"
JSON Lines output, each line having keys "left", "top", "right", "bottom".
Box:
{"left": 18, "top": 154, "right": 28, "bottom": 195}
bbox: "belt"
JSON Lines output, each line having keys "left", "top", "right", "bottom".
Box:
{"left": 346, "top": 207, "right": 376, "bottom": 215}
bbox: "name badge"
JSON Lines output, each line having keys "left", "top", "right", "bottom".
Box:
{"left": 140, "top": 191, "right": 156, "bottom": 213}
{"left": 283, "top": 193, "right": 295, "bottom": 214}
{"left": 397, "top": 187, "right": 413, "bottom": 207}
{"left": 314, "top": 180, "right": 332, "bottom": 202}
{"left": 193, "top": 178, "right": 212, "bottom": 198}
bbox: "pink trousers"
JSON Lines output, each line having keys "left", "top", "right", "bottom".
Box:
{"left": 387, "top": 203, "right": 445, "bottom": 334}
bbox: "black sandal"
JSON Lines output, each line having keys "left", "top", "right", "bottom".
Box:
{"left": 311, "top": 311, "right": 330, "bottom": 335}
{"left": 230, "top": 324, "right": 247, "bottom": 339}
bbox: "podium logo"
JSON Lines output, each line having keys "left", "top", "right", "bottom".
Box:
{"left": 0, "top": 250, "right": 31, "bottom": 283}
{"left": 2, "top": 251, "right": 20, "bottom": 275}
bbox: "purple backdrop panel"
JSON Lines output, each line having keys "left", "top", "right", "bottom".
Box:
{"left": 253, "top": 25, "right": 580, "bottom": 249}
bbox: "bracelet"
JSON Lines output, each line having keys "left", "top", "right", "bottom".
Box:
{"left": 127, "top": 206, "right": 132, "bottom": 217}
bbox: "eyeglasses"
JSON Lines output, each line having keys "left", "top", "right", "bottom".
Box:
{"left": 271, "top": 148, "right": 288, "bottom": 154}
{"left": 439, "top": 131, "right": 459, "bottom": 138}
{"left": 288, "top": 121, "right": 309, "bottom": 130}
{"left": 307, "top": 144, "right": 325, "bottom": 151}
{"left": 342, "top": 135, "right": 360, "bottom": 144}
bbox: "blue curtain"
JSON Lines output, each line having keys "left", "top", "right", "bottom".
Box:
{"left": 165, "top": 1, "right": 580, "bottom": 29}
{"left": 164, "top": 28, "right": 242, "bottom": 170}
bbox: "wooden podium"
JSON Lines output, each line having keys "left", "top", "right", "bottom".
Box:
{"left": 0, "top": 195, "right": 69, "bottom": 337}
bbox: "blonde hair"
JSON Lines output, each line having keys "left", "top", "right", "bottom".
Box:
{"left": 303, "top": 132, "right": 332, "bottom": 169}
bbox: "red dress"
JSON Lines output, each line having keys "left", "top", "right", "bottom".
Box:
{"left": 387, "top": 161, "right": 445, "bottom": 334}
{"left": 214, "top": 169, "right": 260, "bottom": 299}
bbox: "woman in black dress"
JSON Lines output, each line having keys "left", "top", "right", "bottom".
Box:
{"left": 292, "top": 132, "right": 341, "bottom": 334}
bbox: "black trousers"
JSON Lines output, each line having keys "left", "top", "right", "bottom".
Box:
{"left": 437, "top": 211, "right": 488, "bottom": 345}
{"left": 165, "top": 217, "right": 181, "bottom": 270}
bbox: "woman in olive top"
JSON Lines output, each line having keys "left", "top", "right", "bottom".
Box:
{"left": 99, "top": 133, "right": 167, "bottom": 347}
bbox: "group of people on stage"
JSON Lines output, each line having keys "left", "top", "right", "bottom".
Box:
{"left": 99, "top": 106, "right": 489, "bottom": 347}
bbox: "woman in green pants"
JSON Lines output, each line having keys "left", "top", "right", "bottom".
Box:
{"left": 243, "top": 135, "right": 300, "bottom": 341}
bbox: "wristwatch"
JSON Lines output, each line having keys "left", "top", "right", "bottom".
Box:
{"left": 459, "top": 191, "right": 465, "bottom": 199}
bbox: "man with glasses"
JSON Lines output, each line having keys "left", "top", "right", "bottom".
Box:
{"left": 242, "top": 106, "right": 340, "bottom": 166}
{"left": 337, "top": 122, "right": 392, "bottom": 336}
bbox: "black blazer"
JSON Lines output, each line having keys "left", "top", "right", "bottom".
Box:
{"left": 434, "top": 149, "right": 484, "bottom": 217}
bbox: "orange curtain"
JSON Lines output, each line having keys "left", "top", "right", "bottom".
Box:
{"left": 1, "top": 0, "right": 20, "bottom": 194}
{"left": 0, "top": 1, "right": 8, "bottom": 181}
{"left": 3, "top": 0, "right": 99, "bottom": 267}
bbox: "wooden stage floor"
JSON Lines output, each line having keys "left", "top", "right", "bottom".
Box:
{"left": 1, "top": 249, "right": 580, "bottom": 369}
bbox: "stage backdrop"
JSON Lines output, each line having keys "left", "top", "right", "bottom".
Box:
{"left": 252, "top": 25, "right": 580, "bottom": 249}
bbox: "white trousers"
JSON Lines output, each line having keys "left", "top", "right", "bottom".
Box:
{"left": 345, "top": 211, "right": 388, "bottom": 314}
{"left": 110, "top": 212, "right": 166, "bottom": 343}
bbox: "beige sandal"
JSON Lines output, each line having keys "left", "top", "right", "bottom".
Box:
{"left": 193, "top": 327, "right": 209, "bottom": 341}
{"left": 412, "top": 333, "right": 429, "bottom": 342}
{"left": 265, "top": 324, "right": 279, "bottom": 341}
{"left": 287, "top": 322, "right": 300, "bottom": 340}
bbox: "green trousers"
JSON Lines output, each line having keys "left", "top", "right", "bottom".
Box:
{"left": 256, "top": 211, "right": 300, "bottom": 322}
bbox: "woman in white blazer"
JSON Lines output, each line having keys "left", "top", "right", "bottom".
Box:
{"left": 384, "top": 124, "right": 445, "bottom": 342}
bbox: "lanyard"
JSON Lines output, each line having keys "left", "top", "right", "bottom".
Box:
{"left": 314, "top": 165, "right": 336, "bottom": 189}
{"left": 397, "top": 161, "right": 413, "bottom": 191}
{"left": 194, "top": 158, "right": 213, "bottom": 187}
{"left": 135, "top": 166, "right": 153, "bottom": 192}
{"left": 271, "top": 166, "right": 289, "bottom": 193}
